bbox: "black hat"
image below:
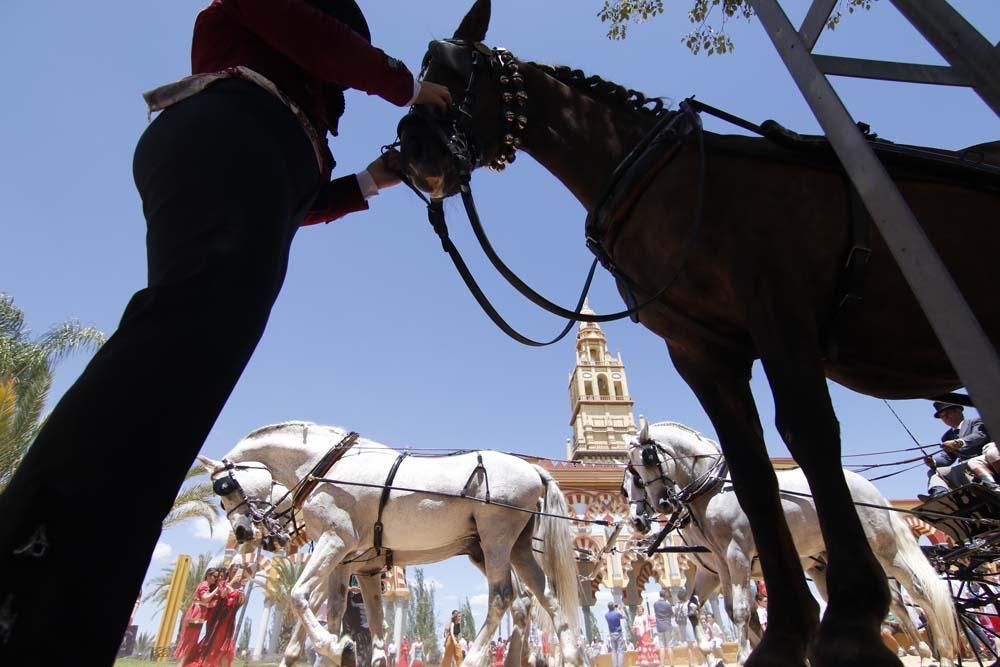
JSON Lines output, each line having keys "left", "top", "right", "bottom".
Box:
{"left": 307, "top": 1, "right": 370, "bottom": 42}
{"left": 933, "top": 401, "right": 963, "bottom": 418}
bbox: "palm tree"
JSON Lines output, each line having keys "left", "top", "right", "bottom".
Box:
{"left": 263, "top": 556, "right": 307, "bottom": 652}
{"left": 0, "top": 293, "right": 105, "bottom": 491}
{"left": 135, "top": 631, "right": 154, "bottom": 658}
{"left": 163, "top": 465, "right": 222, "bottom": 535}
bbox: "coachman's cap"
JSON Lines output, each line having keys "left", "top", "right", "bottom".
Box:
{"left": 933, "top": 401, "right": 963, "bottom": 418}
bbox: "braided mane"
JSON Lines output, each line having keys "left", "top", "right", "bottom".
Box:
{"left": 530, "top": 63, "right": 668, "bottom": 118}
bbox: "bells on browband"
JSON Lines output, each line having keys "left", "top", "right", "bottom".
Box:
{"left": 490, "top": 49, "right": 527, "bottom": 172}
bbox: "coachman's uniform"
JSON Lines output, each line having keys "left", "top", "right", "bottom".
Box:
{"left": 0, "top": 1, "right": 416, "bottom": 663}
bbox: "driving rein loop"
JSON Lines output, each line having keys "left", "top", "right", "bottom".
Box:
{"left": 396, "top": 39, "right": 707, "bottom": 347}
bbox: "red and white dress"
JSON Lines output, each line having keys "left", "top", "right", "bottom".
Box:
{"left": 175, "top": 581, "right": 218, "bottom": 660}
{"left": 632, "top": 612, "right": 661, "bottom": 667}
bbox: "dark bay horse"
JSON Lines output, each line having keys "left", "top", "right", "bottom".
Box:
{"left": 397, "top": 1, "right": 1000, "bottom": 665}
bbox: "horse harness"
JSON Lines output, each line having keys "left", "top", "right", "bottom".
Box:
{"left": 628, "top": 435, "right": 729, "bottom": 554}
{"left": 398, "top": 39, "right": 1000, "bottom": 360}
{"left": 212, "top": 430, "right": 360, "bottom": 550}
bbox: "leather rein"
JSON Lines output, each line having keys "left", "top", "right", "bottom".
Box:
{"left": 395, "top": 39, "right": 707, "bottom": 347}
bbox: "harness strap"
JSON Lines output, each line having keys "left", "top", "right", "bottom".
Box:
{"left": 374, "top": 452, "right": 409, "bottom": 565}
{"left": 292, "top": 431, "right": 359, "bottom": 510}
{"left": 461, "top": 453, "right": 490, "bottom": 503}
{"left": 825, "top": 181, "right": 872, "bottom": 362}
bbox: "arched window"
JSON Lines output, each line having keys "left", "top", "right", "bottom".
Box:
{"left": 614, "top": 381, "right": 624, "bottom": 398}
{"left": 597, "top": 375, "right": 610, "bottom": 398}
{"left": 584, "top": 380, "right": 594, "bottom": 398}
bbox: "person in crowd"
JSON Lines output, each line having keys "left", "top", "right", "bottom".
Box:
{"left": 605, "top": 601, "right": 626, "bottom": 667}
{"left": 493, "top": 637, "right": 507, "bottom": 667}
{"left": 343, "top": 575, "right": 373, "bottom": 667}
{"left": 176, "top": 568, "right": 220, "bottom": 666}
{"left": 653, "top": 588, "right": 675, "bottom": 667}
{"left": 696, "top": 613, "right": 725, "bottom": 667}
{"left": 755, "top": 593, "right": 768, "bottom": 633}
{"left": 441, "top": 610, "right": 464, "bottom": 667}
{"left": 673, "top": 600, "right": 698, "bottom": 667}
{"left": 409, "top": 635, "right": 424, "bottom": 667}
{"left": 397, "top": 635, "right": 410, "bottom": 667}
{"left": 190, "top": 562, "right": 252, "bottom": 667}
{"left": 0, "top": 2, "right": 451, "bottom": 660}
{"left": 924, "top": 402, "right": 998, "bottom": 497}
{"left": 632, "top": 604, "right": 661, "bottom": 667}
{"left": 880, "top": 611, "right": 907, "bottom": 658}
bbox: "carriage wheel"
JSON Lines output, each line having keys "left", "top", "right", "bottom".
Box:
{"left": 938, "top": 558, "right": 1000, "bottom": 667}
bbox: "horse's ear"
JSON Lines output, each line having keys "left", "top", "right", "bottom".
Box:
{"left": 197, "top": 454, "right": 223, "bottom": 475}
{"left": 639, "top": 415, "right": 649, "bottom": 443}
{"left": 453, "top": 0, "right": 491, "bottom": 41}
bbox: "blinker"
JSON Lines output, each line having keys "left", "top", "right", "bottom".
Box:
{"left": 641, "top": 445, "right": 659, "bottom": 467}
{"left": 427, "top": 40, "right": 475, "bottom": 78}
{"left": 213, "top": 474, "right": 241, "bottom": 497}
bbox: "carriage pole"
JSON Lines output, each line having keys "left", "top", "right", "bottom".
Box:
{"left": 747, "top": 0, "right": 1000, "bottom": 437}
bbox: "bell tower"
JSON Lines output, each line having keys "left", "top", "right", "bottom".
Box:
{"left": 566, "top": 300, "right": 637, "bottom": 464}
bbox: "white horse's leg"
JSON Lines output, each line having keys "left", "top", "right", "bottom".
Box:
{"left": 283, "top": 586, "right": 327, "bottom": 667}
{"left": 725, "top": 552, "right": 754, "bottom": 666}
{"left": 508, "top": 581, "right": 534, "bottom": 667}
{"left": 510, "top": 533, "right": 579, "bottom": 666}
{"left": 464, "top": 541, "right": 518, "bottom": 667}
{"left": 289, "top": 533, "right": 354, "bottom": 665}
{"left": 359, "top": 573, "right": 386, "bottom": 667}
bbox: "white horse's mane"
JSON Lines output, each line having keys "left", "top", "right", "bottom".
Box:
{"left": 649, "top": 420, "right": 715, "bottom": 445}
{"left": 244, "top": 420, "right": 319, "bottom": 440}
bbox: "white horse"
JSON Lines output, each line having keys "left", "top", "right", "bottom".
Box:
{"left": 199, "top": 421, "right": 581, "bottom": 667}
{"left": 622, "top": 419, "right": 957, "bottom": 667}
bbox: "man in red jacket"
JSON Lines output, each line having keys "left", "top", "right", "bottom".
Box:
{"left": 0, "top": 1, "right": 448, "bottom": 663}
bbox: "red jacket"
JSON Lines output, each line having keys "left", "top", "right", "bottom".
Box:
{"left": 192, "top": 0, "right": 414, "bottom": 225}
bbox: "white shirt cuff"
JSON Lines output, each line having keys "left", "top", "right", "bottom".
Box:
{"left": 406, "top": 79, "right": 422, "bottom": 107}
{"left": 356, "top": 170, "right": 379, "bottom": 199}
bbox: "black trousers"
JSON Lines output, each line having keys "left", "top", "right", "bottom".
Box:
{"left": 0, "top": 79, "right": 322, "bottom": 664}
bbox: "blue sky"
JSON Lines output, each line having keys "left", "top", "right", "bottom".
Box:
{"left": 2, "top": 0, "right": 998, "bottom": 646}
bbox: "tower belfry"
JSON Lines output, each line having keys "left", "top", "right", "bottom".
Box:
{"left": 566, "top": 300, "right": 637, "bottom": 463}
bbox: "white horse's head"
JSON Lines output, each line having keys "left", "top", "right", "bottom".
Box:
{"left": 625, "top": 419, "right": 722, "bottom": 515}
{"left": 198, "top": 454, "right": 286, "bottom": 547}
{"left": 621, "top": 467, "right": 655, "bottom": 534}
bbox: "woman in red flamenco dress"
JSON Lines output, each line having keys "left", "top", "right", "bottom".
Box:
{"left": 631, "top": 605, "right": 661, "bottom": 667}
{"left": 493, "top": 638, "right": 506, "bottom": 667}
{"left": 175, "top": 568, "right": 221, "bottom": 666}
{"left": 397, "top": 636, "right": 411, "bottom": 667}
{"left": 189, "top": 564, "right": 249, "bottom": 667}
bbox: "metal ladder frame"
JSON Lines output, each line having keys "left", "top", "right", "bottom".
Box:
{"left": 747, "top": 0, "right": 1000, "bottom": 435}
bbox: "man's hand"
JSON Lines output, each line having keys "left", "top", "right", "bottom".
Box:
{"left": 942, "top": 439, "right": 962, "bottom": 453}
{"left": 924, "top": 455, "right": 935, "bottom": 469}
{"left": 366, "top": 150, "right": 402, "bottom": 190}
{"left": 415, "top": 81, "right": 451, "bottom": 112}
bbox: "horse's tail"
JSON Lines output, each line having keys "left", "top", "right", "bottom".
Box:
{"left": 888, "top": 509, "right": 959, "bottom": 664}
{"left": 533, "top": 465, "right": 581, "bottom": 634}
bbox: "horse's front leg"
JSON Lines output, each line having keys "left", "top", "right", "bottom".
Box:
{"left": 669, "top": 341, "right": 818, "bottom": 666}
{"left": 724, "top": 546, "right": 754, "bottom": 666}
{"left": 751, "top": 301, "right": 898, "bottom": 667}
{"left": 282, "top": 586, "right": 328, "bottom": 667}
{"left": 358, "top": 572, "right": 386, "bottom": 667}
{"left": 288, "top": 533, "right": 356, "bottom": 665}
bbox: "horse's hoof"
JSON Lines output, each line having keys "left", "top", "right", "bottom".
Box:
{"left": 341, "top": 641, "right": 357, "bottom": 667}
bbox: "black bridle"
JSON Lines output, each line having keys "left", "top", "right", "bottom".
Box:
{"left": 396, "top": 40, "right": 707, "bottom": 347}
{"left": 212, "top": 460, "right": 293, "bottom": 551}
{"left": 626, "top": 438, "right": 728, "bottom": 512}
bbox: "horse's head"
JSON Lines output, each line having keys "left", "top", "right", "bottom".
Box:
{"left": 624, "top": 428, "right": 682, "bottom": 515}
{"left": 398, "top": 0, "right": 523, "bottom": 198}
{"left": 198, "top": 455, "right": 287, "bottom": 547}
{"left": 620, "top": 467, "right": 653, "bottom": 534}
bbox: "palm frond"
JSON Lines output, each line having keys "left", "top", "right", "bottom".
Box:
{"left": 38, "top": 321, "right": 105, "bottom": 365}
{"left": 162, "top": 502, "right": 218, "bottom": 532}
{"left": 185, "top": 464, "right": 209, "bottom": 481}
